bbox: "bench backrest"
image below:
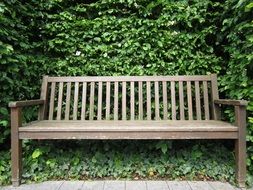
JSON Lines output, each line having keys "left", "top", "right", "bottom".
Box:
{"left": 38, "top": 75, "right": 219, "bottom": 121}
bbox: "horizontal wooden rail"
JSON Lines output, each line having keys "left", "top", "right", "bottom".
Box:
{"left": 9, "top": 99, "right": 45, "bottom": 108}
{"left": 214, "top": 99, "right": 248, "bottom": 106}
{"left": 47, "top": 75, "right": 212, "bottom": 82}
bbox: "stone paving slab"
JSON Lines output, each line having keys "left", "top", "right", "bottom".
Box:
{"left": 0, "top": 180, "right": 249, "bottom": 190}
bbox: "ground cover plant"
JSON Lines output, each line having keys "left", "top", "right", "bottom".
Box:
{"left": 0, "top": 0, "right": 252, "bottom": 186}
{"left": 0, "top": 140, "right": 235, "bottom": 185}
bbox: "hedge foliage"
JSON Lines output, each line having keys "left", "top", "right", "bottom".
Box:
{"left": 0, "top": 0, "right": 252, "bottom": 184}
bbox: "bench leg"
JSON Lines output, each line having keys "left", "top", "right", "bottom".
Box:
{"left": 235, "top": 138, "right": 246, "bottom": 188}
{"left": 11, "top": 138, "right": 22, "bottom": 186}
{"left": 11, "top": 107, "right": 22, "bottom": 187}
{"left": 235, "top": 105, "right": 247, "bottom": 188}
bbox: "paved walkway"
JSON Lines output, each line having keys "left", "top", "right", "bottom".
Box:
{"left": 1, "top": 180, "right": 245, "bottom": 190}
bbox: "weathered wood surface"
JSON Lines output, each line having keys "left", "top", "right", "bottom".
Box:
{"left": 20, "top": 120, "right": 237, "bottom": 132}
{"left": 9, "top": 99, "right": 44, "bottom": 108}
{"left": 214, "top": 99, "right": 248, "bottom": 106}
{"left": 18, "top": 120, "right": 238, "bottom": 140}
{"left": 47, "top": 75, "right": 212, "bottom": 82}
{"left": 9, "top": 74, "right": 248, "bottom": 188}
{"left": 1, "top": 180, "right": 244, "bottom": 190}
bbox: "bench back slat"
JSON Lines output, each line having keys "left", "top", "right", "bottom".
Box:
{"left": 64, "top": 82, "right": 71, "bottom": 120}
{"left": 89, "top": 82, "right": 95, "bottom": 120}
{"left": 38, "top": 75, "right": 49, "bottom": 120}
{"left": 97, "top": 82, "right": 103, "bottom": 120}
{"left": 203, "top": 81, "right": 210, "bottom": 120}
{"left": 106, "top": 82, "right": 111, "bottom": 120}
{"left": 187, "top": 81, "right": 193, "bottom": 120}
{"left": 81, "top": 82, "right": 87, "bottom": 120}
{"left": 56, "top": 82, "right": 63, "bottom": 120}
{"left": 195, "top": 81, "right": 201, "bottom": 120}
{"left": 114, "top": 82, "right": 119, "bottom": 120}
{"left": 171, "top": 81, "right": 176, "bottom": 120}
{"left": 73, "top": 82, "right": 79, "bottom": 120}
{"left": 122, "top": 81, "right": 127, "bottom": 120}
{"left": 211, "top": 74, "right": 220, "bottom": 119}
{"left": 48, "top": 82, "right": 56, "bottom": 120}
{"left": 162, "top": 81, "right": 168, "bottom": 120}
{"left": 154, "top": 81, "right": 160, "bottom": 120}
{"left": 146, "top": 81, "right": 151, "bottom": 120}
{"left": 179, "top": 81, "right": 185, "bottom": 120}
{"left": 42, "top": 75, "right": 217, "bottom": 121}
{"left": 138, "top": 81, "right": 143, "bottom": 120}
{"left": 130, "top": 82, "right": 135, "bottom": 120}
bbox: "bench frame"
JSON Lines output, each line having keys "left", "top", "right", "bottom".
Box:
{"left": 9, "top": 74, "right": 248, "bottom": 188}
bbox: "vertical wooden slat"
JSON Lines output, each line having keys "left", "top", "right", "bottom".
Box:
{"left": 114, "top": 82, "right": 118, "bottom": 120}
{"left": 211, "top": 74, "right": 220, "bottom": 120}
{"left": 81, "top": 82, "right": 87, "bottom": 120}
{"left": 73, "top": 82, "right": 79, "bottom": 120}
{"left": 38, "top": 75, "right": 49, "bottom": 120}
{"left": 138, "top": 81, "right": 143, "bottom": 120}
{"left": 56, "top": 82, "right": 63, "bottom": 120}
{"left": 64, "top": 82, "right": 71, "bottom": 120}
{"left": 89, "top": 82, "right": 95, "bottom": 120}
{"left": 179, "top": 81, "right": 185, "bottom": 120}
{"left": 48, "top": 82, "right": 56, "bottom": 120}
{"left": 106, "top": 82, "right": 111, "bottom": 120}
{"left": 187, "top": 81, "right": 193, "bottom": 120}
{"left": 97, "top": 82, "right": 103, "bottom": 120}
{"left": 154, "top": 81, "right": 160, "bottom": 120}
{"left": 203, "top": 81, "right": 210, "bottom": 120}
{"left": 146, "top": 81, "right": 151, "bottom": 120}
{"left": 195, "top": 81, "right": 201, "bottom": 120}
{"left": 171, "top": 81, "right": 176, "bottom": 120}
{"left": 162, "top": 81, "right": 168, "bottom": 120}
{"left": 122, "top": 81, "right": 126, "bottom": 120}
{"left": 130, "top": 82, "right": 135, "bottom": 120}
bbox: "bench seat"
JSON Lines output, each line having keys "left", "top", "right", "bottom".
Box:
{"left": 19, "top": 120, "right": 238, "bottom": 139}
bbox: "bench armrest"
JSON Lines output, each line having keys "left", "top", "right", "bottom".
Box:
{"left": 9, "top": 99, "right": 45, "bottom": 130}
{"left": 9, "top": 99, "right": 45, "bottom": 108}
{"left": 214, "top": 99, "right": 248, "bottom": 107}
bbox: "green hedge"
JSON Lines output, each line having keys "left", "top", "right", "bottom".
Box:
{"left": 0, "top": 0, "right": 252, "bottom": 185}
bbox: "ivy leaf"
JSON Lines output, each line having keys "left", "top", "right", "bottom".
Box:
{"left": 32, "top": 149, "right": 43, "bottom": 159}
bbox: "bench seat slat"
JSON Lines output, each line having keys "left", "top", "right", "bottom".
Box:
{"left": 19, "top": 131, "right": 238, "bottom": 140}
{"left": 19, "top": 120, "right": 238, "bottom": 140}
{"left": 21, "top": 120, "right": 236, "bottom": 131}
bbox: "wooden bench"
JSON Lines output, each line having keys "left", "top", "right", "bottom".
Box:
{"left": 9, "top": 74, "right": 248, "bottom": 187}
